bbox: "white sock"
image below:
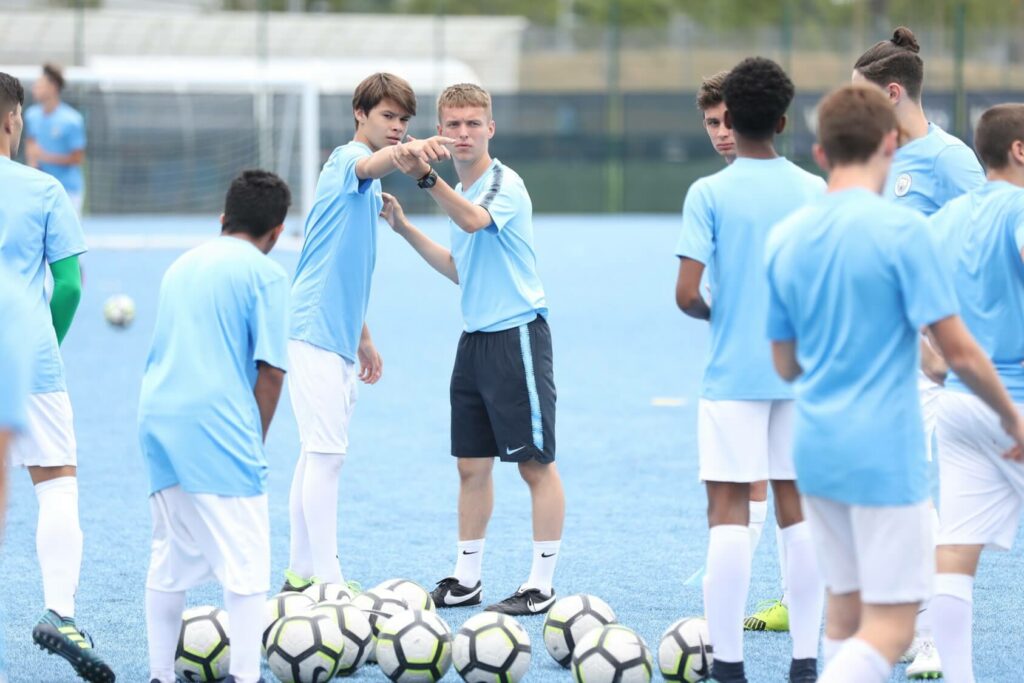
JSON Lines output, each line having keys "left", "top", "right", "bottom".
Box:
{"left": 302, "top": 452, "right": 346, "bottom": 583}
{"left": 932, "top": 573, "right": 975, "bottom": 683}
{"left": 225, "top": 590, "right": 266, "bottom": 683}
{"left": 525, "top": 540, "right": 561, "bottom": 594}
{"left": 820, "top": 638, "right": 890, "bottom": 683}
{"left": 35, "top": 477, "right": 82, "bottom": 618}
{"left": 776, "top": 523, "right": 789, "bottom": 604}
{"left": 287, "top": 451, "right": 313, "bottom": 579}
{"left": 823, "top": 636, "right": 845, "bottom": 665}
{"left": 914, "top": 507, "right": 942, "bottom": 639}
{"left": 146, "top": 588, "right": 185, "bottom": 683}
{"left": 748, "top": 500, "right": 768, "bottom": 555}
{"left": 703, "top": 524, "right": 751, "bottom": 663}
{"left": 782, "top": 522, "right": 824, "bottom": 659}
{"left": 453, "top": 538, "right": 485, "bottom": 587}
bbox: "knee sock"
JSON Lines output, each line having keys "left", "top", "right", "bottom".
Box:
{"left": 822, "top": 636, "right": 845, "bottom": 666}
{"left": 820, "top": 638, "right": 890, "bottom": 683}
{"left": 225, "top": 590, "right": 266, "bottom": 683}
{"left": 35, "top": 477, "right": 82, "bottom": 618}
{"left": 525, "top": 540, "right": 561, "bottom": 594}
{"left": 748, "top": 500, "right": 768, "bottom": 555}
{"left": 453, "top": 538, "right": 485, "bottom": 587}
{"left": 301, "top": 452, "right": 345, "bottom": 583}
{"left": 287, "top": 451, "right": 313, "bottom": 579}
{"left": 704, "top": 525, "right": 751, "bottom": 664}
{"left": 776, "top": 524, "right": 789, "bottom": 604}
{"left": 146, "top": 588, "right": 185, "bottom": 683}
{"left": 782, "top": 522, "right": 824, "bottom": 660}
{"left": 932, "top": 573, "right": 975, "bottom": 683}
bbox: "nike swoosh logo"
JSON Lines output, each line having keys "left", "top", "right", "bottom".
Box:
{"left": 541, "top": 552, "right": 556, "bottom": 558}
{"left": 461, "top": 550, "right": 479, "bottom": 555}
{"left": 506, "top": 445, "right": 526, "bottom": 455}
{"left": 442, "top": 585, "right": 482, "bottom": 606}
{"left": 527, "top": 595, "right": 556, "bottom": 612}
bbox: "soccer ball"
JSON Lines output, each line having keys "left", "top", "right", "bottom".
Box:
{"left": 453, "top": 611, "right": 531, "bottom": 683}
{"left": 543, "top": 594, "right": 617, "bottom": 667}
{"left": 572, "top": 624, "right": 653, "bottom": 683}
{"left": 175, "top": 605, "right": 230, "bottom": 682}
{"left": 374, "top": 578, "right": 435, "bottom": 611}
{"left": 265, "top": 612, "right": 345, "bottom": 683}
{"left": 658, "top": 617, "right": 713, "bottom": 682}
{"left": 376, "top": 609, "right": 452, "bottom": 683}
{"left": 103, "top": 294, "right": 135, "bottom": 327}
{"left": 310, "top": 600, "right": 374, "bottom": 676}
{"left": 352, "top": 587, "right": 409, "bottom": 661}
{"left": 263, "top": 591, "right": 316, "bottom": 647}
{"left": 302, "top": 582, "right": 355, "bottom": 604}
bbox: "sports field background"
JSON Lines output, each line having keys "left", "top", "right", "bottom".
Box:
{"left": 1, "top": 214, "right": 1022, "bottom": 682}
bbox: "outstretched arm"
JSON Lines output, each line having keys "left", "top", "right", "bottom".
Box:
{"left": 390, "top": 144, "right": 492, "bottom": 233}
{"left": 380, "top": 192, "right": 459, "bottom": 284}
{"left": 357, "top": 135, "right": 454, "bottom": 181}
{"left": 49, "top": 255, "right": 82, "bottom": 344}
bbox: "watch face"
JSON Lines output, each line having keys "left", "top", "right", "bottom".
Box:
{"left": 419, "top": 170, "right": 437, "bottom": 188}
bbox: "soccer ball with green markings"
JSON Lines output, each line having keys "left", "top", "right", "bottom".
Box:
{"left": 302, "top": 582, "right": 355, "bottom": 604}
{"left": 375, "top": 609, "right": 452, "bottom": 683}
{"left": 572, "top": 624, "right": 653, "bottom": 683}
{"left": 175, "top": 605, "right": 230, "bottom": 682}
{"left": 453, "top": 611, "right": 532, "bottom": 683}
{"left": 351, "top": 587, "right": 409, "bottom": 661}
{"left": 543, "top": 594, "right": 617, "bottom": 667}
{"left": 263, "top": 591, "right": 316, "bottom": 648}
{"left": 310, "top": 600, "right": 374, "bottom": 676}
{"left": 265, "top": 612, "right": 345, "bottom": 683}
{"left": 374, "top": 578, "right": 435, "bottom": 611}
{"left": 658, "top": 617, "right": 713, "bottom": 683}
{"left": 103, "top": 294, "right": 135, "bottom": 328}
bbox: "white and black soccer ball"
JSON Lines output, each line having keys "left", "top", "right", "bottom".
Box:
{"left": 265, "top": 612, "right": 345, "bottom": 683}
{"left": 351, "top": 587, "right": 410, "bottom": 661}
{"left": 310, "top": 600, "right": 374, "bottom": 676}
{"left": 103, "top": 294, "right": 136, "bottom": 328}
{"left": 375, "top": 578, "right": 435, "bottom": 611}
{"left": 175, "top": 605, "right": 230, "bottom": 682}
{"left": 302, "top": 582, "right": 355, "bottom": 604}
{"left": 571, "top": 624, "right": 653, "bottom": 683}
{"left": 543, "top": 594, "right": 617, "bottom": 667}
{"left": 659, "top": 617, "right": 713, "bottom": 683}
{"left": 453, "top": 611, "right": 531, "bottom": 683}
{"left": 263, "top": 591, "right": 316, "bottom": 648}
{"left": 376, "top": 609, "right": 452, "bottom": 683}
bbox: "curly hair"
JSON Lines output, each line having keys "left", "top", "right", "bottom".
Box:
{"left": 721, "top": 57, "right": 794, "bottom": 141}
{"left": 854, "top": 27, "right": 924, "bottom": 100}
{"left": 222, "top": 169, "right": 292, "bottom": 238}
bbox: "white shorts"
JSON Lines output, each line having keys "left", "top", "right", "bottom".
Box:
{"left": 147, "top": 485, "right": 270, "bottom": 596}
{"left": 937, "top": 391, "right": 1024, "bottom": 551}
{"left": 10, "top": 392, "right": 77, "bottom": 468}
{"left": 803, "top": 495, "right": 934, "bottom": 604}
{"left": 919, "top": 375, "right": 941, "bottom": 462}
{"left": 288, "top": 340, "right": 358, "bottom": 455}
{"left": 697, "top": 399, "right": 795, "bottom": 482}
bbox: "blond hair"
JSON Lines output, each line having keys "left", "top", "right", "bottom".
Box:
{"left": 437, "top": 83, "right": 491, "bottom": 122}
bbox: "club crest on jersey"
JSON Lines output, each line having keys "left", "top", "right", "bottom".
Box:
{"left": 894, "top": 173, "right": 912, "bottom": 197}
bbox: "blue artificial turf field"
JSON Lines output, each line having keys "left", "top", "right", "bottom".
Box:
{"left": 1, "top": 214, "right": 1020, "bottom": 682}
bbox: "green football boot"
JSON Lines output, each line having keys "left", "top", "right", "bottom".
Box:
{"left": 32, "top": 609, "right": 115, "bottom": 682}
{"left": 743, "top": 598, "right": 790, "bottom": 632}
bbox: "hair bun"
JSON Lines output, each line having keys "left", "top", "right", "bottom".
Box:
{"left": 891, "top": 26, "right": 920, "bottom": 53}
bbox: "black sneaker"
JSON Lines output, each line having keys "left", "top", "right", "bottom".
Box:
{"left": 789, "top": 657, "right": 818, "bottom": 683}
{"left": 430, "top": 577, "right": 482, "bottom": 607}
{"left": 32, "top": 609, "right": 116, "bottom": 683}
{"left": 484, "top": 587, "right": 556, "bottom": 615}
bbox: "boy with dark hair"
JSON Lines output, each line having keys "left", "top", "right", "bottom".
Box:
{"left": 697, "top": 71, "right": 736, "bottom": 164}
{"left": 284, "top": 72, "right": 454, "bottom": 593}
{"left": 139, "top": 169, "right": 292, "bottom": 683}
{"left": 928, "top": 103, "right": 1024, "bottom": 683}
{"left": 766, "top": 83, "right": 1023, "bottom": 683}
{"left": 0, "top": 71, "right": 110, "bottom": 683}
{"left": 675, "top": 57, "right": 825, "bottom": 683}
{"left": 24, "top": 63, "right": 87, "bottom": 214}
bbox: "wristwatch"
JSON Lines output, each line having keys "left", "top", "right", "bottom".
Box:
{"left": 417, "top": 168, "right": 438, "bottom": 189}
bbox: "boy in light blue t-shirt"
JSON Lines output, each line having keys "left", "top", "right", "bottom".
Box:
{"left": 24, "top": 64, "right": 86, "bottom": 214}
{"left": 766, "top": 84, "right": 1024, "bottom": 683}
{"left": 927, "top": 104, "right": 1024, "bottom": 683}
{"left": 139, "top": 170, "right": 291, "bottom": 683}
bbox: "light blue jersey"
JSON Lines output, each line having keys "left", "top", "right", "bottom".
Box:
{"left": 930, "top": 181, "right": 1024, "bottom": 402}
{"left": 0, "top": 156, "right": 85, "bottom": 394}
{"left": 675, "top": 157, "right": 825, "bottom": 400}
{"left": 24, "top": 102, "right": 86, "bottom": 195}
{"left": 766, "top": 188, "right": 959, "bottom": 506}
{"left": 884, "top": 123, "right": 984, "bottom": 216}
{"left": 291, "top": 141, "right": 381, "bottom": 362}
{"left": 139, "top": 236, "right": 289, "bottom": 497}
{"left": 451, "top": 159, "right": 547, "bottom": 333}
{"left": 0, "top": 270, "right": 36, "bottom": 432}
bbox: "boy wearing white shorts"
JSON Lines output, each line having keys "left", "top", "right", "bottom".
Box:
{"left": 765, "top": 84, "right": 1024, "bottom": 683}
{"left": 139, "top": 170, "right": 291, "bottom": 683}
{"left": 675, "top": 58, "right": 826, "bottom": 683}
{"left": 0, "top": 71, "right": 112, "bottom": 683}
{"left": 927, "top": 104, "right": 1024, "bottom": 683}
{"left": 285, "top": 73, "right": 453, "bottom": 591}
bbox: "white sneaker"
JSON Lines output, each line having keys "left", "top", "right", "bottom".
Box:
{"left": 906, "top": 637, "right": 942, "bottom": 679}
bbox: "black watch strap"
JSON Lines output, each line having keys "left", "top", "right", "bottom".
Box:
{"left": 417, "top": 168, "right": 438, "bottom": 189}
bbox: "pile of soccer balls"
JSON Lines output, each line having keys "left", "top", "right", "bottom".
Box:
{"left": 175, "top": 585, "right": 713, "bottom": 683}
